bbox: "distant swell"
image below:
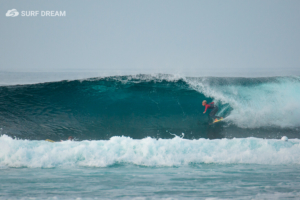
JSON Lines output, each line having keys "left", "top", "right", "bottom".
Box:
{"left": 0, "top": 74, "right": 299, "bottom": 140}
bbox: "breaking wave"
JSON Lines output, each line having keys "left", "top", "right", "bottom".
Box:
{"left": 0, "top": 74, "right": 299, "bottom": 140}
{"left": 1, "top": 135, "right": 299, "bottom": 168}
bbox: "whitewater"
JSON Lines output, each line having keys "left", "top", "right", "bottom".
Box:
{"left": 1, "top": 135, "right": 300, "bottom": 168}
{"left": 1, "top": 74, "right": 300, "bottom": 199}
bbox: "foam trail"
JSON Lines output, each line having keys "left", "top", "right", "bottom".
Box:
{"left": 1, "top": 135, "right": 300, "bottom": 168}
{"left": 169, "top": 132, "right": 185, "bottom": 138}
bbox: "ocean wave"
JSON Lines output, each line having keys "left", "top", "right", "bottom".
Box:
{"left": 1, "top": 135, "right": 299, "bottom": 168}
{"left": 0, "top": 75, "right": 299, "bottom": 140}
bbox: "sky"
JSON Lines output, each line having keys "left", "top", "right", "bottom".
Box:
{"left": 1, "top": 0, "right": 300, "bottom": 77}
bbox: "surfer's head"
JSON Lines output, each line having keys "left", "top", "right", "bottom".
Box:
{"left": 202, "top": 100, "right": 207, "bottom": 106}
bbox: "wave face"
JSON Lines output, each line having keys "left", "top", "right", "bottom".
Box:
{"left": 0, "top": 74, "right": 299, "bottom": 140}
{"left": 1, "top": 135, "right": 300, "bottom": 168}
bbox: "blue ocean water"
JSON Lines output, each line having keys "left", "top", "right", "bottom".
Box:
{"left": 0, "top": 74, "right": 300, "bottom": 199}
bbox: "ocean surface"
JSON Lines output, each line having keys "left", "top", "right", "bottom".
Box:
{"left": 1, "top": 74, "right": 300, "bottom": 199}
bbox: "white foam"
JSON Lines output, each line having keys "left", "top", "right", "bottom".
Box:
{"left": 0, "top": 135, "right": 299, "bottom": 168}
{"left": 281, "top": 136, "right": 288, "bottom": 141}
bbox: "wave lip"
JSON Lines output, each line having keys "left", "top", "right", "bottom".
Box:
{"left": 1, "top": 135, "right": 299, "bottom": 168}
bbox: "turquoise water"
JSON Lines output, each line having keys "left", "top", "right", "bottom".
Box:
{"left": 1, "top": 75, "right": 300, "bottom": 140}
{"left": 1, "top": 164, "right": 300, "bottom": 199}
{"left": 1, "top": 74, "right": 300, "bottom": 199}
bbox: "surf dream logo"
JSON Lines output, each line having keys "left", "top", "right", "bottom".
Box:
{"left": 21, "top": 11, "right": 66, "bottom": 17}
{"left": 5, "top": 9, "right": 66, "bottom": 17}
{"left": 6, "top": 9, "right": 19, "bottom": 17}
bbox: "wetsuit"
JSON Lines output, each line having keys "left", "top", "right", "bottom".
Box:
{"left": 204, "top": 102, "right": 222, "bottom": 120}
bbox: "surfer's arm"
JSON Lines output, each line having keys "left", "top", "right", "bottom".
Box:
{"left": 204, "top": 102, "right": 214, "bottom": 113}
{"left": 203, "top": 105, "right": 208, "bottom": 113}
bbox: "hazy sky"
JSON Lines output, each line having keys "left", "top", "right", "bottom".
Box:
{"left": 1, "top": 0, "right": 300, "bottom": 77}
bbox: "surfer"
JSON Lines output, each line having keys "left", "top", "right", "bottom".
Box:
{"left": 202, "top": 100, "right": 223, "bottom": 122}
